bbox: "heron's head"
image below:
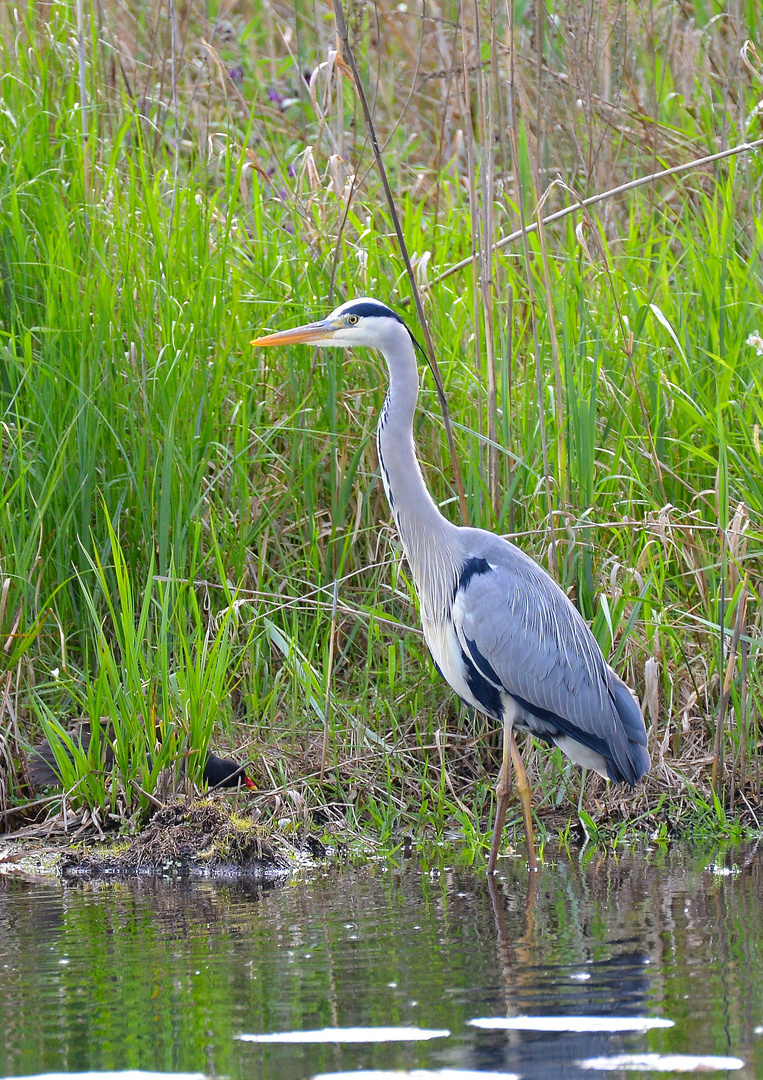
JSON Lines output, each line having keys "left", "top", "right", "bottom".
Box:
{"left": 251, "top": 297, "right": 412, "bottom": 352}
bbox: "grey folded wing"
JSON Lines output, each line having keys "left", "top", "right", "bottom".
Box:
{"left": 452, "top": 544, "right": 648, "bottom": 784}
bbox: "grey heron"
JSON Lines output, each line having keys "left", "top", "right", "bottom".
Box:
{"left": 251, "top": 298, "right": 650, "bottom": 871}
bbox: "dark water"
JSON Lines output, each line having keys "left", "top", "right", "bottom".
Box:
{"left": 1, "top": 844, "right": 762, "bottom": 1079}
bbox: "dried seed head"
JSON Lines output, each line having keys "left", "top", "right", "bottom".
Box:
{"left": 727, "top": 502, "right": 749, "bottom": 591}
{"left": 644, "top": 657, "right": 660, "bottom": 729}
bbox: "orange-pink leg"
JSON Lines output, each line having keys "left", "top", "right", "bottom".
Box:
{"left": 510, "top": 731, "right": 538, "bottom": 871}
{"left": 487, "top": 725, "right": 512, "bottom": 874}
{"left": 487, "top": 725, "right": 538, "bottom": 873}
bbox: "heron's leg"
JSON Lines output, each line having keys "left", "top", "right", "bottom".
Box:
{"left": 509, "top": 732, "right": 538, "bottom": 871}
{"left": 487, "top": 719, "right": 513, "bottom": 874}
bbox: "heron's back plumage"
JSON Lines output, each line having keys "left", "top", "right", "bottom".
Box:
{"left": 441, "top": 528, "right": 649, "bottom": 786}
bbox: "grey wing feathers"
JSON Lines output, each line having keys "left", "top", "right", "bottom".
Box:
{"left": 609, "top": 677, "right": 650, "bottom": 782}
{"left": 453, "top": 532, "right": 649, "bottom": 785}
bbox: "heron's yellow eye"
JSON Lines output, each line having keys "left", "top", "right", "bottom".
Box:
{"left": 347, "top": 314, "right": 358, "bottom": 325}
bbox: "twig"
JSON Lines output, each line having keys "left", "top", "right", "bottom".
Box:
{"left": 714, "top": 577, "right": 750, "bottom": 798}
{"left": 330, "top": 0, "right": 470, "bottom": 527}
{"left": 0, "top": 772, "right": 89, "bottom": 823}
{"left": 152, "top": 563, "right": 425, "bottom": 637}
{"left": 320, "top": 579, "right": 339, "bottom": 783}
{"left": 505, "top": 0, "right": 558, "bottom": 579}
{"left": 422, "top": 137, "right": 763, "bottom": 293}
{"left": 76, "top": 0, "right": 90, "bottom": 201}
{"left": 740, "top": 634, "right": 749, "bottom": 791}
{"left": 459, "top": 0, "right": 482, "bottom": 513}
{"left": 0, "top": 793, "right": 64, "bottom": 820}
{"left": 434, "top": 729, "right": 471, "bottom": 816}
{"left": 167, "top": 0, "right": 181, "bottom": 237}
{"left": 483, "top": 0, "right": 499, "bottom": 519}
{"left": 129, "top": 778, "right": 165, "bottom": 810}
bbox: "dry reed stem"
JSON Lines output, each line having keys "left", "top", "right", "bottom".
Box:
{"left": 504, "top": 0, "right": 558, "bottom": 579}
{"left": 426, "top": 137, "right": 763, "bottom": 292}
{"left": 331, "top": 0, "right": 470, "bottom": 526}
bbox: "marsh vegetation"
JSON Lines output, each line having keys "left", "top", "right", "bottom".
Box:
{"left": 0, "top": 0, "right": 761, "bottom": 852}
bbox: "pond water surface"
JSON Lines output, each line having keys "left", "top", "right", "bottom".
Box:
{"left": 1, "top": 844, "right": 762, "bottom": 1079}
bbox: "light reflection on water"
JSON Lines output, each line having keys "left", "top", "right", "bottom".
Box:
{"left": 0, "top": 844, "right": 762, "bottom": 1080}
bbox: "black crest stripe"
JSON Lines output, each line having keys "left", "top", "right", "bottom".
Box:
{"left": 342, "top": 301, "right": 406, "bottom": 325}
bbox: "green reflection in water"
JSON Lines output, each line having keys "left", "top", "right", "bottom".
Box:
{"left": 0, "top": 845, "right": 762, "bottom": 1080}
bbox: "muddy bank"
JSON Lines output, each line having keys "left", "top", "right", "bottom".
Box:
{"left": 0, "top": 801, "right": 326, "bottom": 881}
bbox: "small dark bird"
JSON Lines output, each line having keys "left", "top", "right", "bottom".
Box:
{"left": 29, "top": 728, "right": 255, "bottom": 792}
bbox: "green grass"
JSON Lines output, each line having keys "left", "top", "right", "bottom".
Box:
{"left": 0, "top": 0, "right": 761, "bottom": 850}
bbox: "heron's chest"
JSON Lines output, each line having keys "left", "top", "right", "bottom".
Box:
{"left": 422, "top": 613, "right": 484, "bottom": 712}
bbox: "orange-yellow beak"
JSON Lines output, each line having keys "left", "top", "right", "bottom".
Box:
{"left": 250, "top": 319, "right": 337, "bottom": 347}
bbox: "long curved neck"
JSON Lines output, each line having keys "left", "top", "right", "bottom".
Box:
{"left": 375, "top": 330, "right": 461, "bottom": 622}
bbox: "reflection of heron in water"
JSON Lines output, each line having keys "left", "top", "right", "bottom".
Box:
{"left": 476, "top": 872, "right": 654, "bottom": 1079}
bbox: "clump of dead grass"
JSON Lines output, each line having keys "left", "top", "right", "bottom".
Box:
{"left": 57, "top": 801, "right": 324, "bottom": 878}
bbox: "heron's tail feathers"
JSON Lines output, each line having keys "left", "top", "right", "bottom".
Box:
{"left": 608, "top": 678, "right": 650, "bottom": 786}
